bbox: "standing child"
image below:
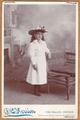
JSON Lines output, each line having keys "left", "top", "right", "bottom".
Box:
{"left": 26, "top": 26, "right": 51, "bottom": 96}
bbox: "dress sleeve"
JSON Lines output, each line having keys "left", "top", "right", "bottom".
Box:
{"left": 28, "top": 43, "right": 36, "bottom": 65}
{"left": 44, "top": 41, "right": 51, "bottom": 59}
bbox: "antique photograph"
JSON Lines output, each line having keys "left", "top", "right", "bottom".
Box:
{"left": 2, "top": 1, "right": 78, "bottom": 119}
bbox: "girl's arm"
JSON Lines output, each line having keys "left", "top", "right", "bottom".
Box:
{"left": 28, "top": 43, "right": 37, "bottom": 70}
{"left": 44, "top": 41, "right": 51, "bottom": 59}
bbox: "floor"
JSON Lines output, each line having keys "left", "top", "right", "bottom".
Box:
{"left": 4, "top": 80, "right": 75, "bottom": 104}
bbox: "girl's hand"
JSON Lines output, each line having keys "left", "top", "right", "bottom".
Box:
{"left": 46, "top": 52, "right": 51, "bottom": 60}
{"left": 32, "top": 64, "right": 37, "bottom": 71}
{"left": 48, "top": 52, "right": 51, "bottom": 59}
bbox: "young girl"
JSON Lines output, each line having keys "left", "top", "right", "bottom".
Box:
{"left": 26, "top": 26, "right": 51, "bottom": 96}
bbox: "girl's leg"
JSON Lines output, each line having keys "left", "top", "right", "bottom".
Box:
{"left": 34, "top": 85, "right": 41, "bottom": 96}
{"left": 38, "top": 85, "right": 41, "bottom": 93}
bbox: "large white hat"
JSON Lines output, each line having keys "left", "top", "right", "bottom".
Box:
{"left": 28, "top": 26, "right": 48, "bottom": 35}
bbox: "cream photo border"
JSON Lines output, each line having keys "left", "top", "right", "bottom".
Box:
{"left": 1, "top": 1, "right": 79, "bottom": 119}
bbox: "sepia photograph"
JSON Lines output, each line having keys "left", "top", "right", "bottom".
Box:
{"left": 2, "top": 1, "right": 78, "bottom": 119}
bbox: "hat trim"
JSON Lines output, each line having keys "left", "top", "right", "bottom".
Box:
{"left": 28, "top": 29, "right": 47, "bottom": 35}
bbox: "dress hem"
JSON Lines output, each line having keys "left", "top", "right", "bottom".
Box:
{"left": 26, "top": 81, "right": 47, "bottom": 85}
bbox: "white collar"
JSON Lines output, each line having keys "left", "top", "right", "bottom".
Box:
{"left": 33, "top": 39, "right": 42, "bottom": 43}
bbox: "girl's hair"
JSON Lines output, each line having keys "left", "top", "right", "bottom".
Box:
{"left": 30, "top": 33, "right": 45, "bottom": 42}
{"left": 30, "top": 34, "right": 36, "bottom": 42}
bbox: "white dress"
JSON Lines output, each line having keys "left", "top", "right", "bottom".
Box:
{"left": 26, "top": 39, "right": 50, "bottom": 85}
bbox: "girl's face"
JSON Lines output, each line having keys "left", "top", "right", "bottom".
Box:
{"left": 34, "top": 32, "right": 43, "bottom": 40}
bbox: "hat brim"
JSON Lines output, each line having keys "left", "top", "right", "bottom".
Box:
{"left": 28, "top": 29, "right": 47, "bottom": 35}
